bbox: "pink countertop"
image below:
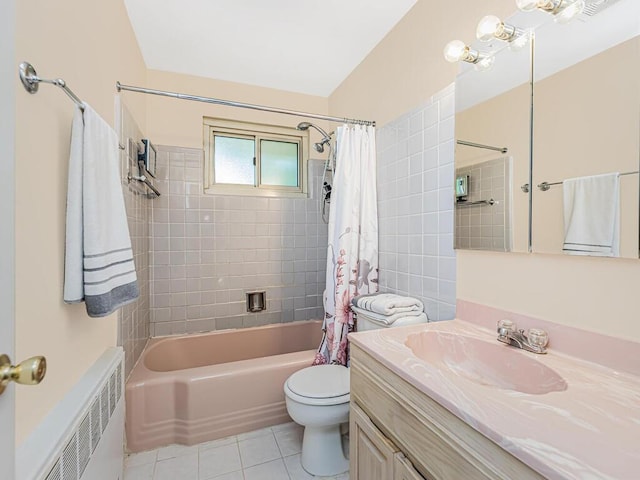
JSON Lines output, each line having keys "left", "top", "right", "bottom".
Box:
{"left": 349, "top": 319, "right": 640, "bottom": 480}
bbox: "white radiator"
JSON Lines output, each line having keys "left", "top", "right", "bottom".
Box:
{"left": 17, "top": 348, "right": 125, "bottom": 480}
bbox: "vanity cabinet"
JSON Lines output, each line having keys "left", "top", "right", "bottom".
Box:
{"left": 350, "top": 344, "right": 545, "bottom": 480}
{"left": 350, "top": 401, "right": 426, "bottom": 480}
{"left": 394, "top": 453, "right": 427, "bottom": 480}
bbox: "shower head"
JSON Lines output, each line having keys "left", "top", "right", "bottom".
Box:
{"left": 314, "top": 138, "right": 331, "bottom": 153}
{"left": 296, "top": 121, "right": 332, "bottom": 153}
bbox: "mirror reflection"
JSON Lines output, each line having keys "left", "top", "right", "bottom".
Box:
{"left": 454, "top": 31, "right": 532, "bottom": 252}
{"left": 531, "top": 2, "right": 640, "bottom": 258}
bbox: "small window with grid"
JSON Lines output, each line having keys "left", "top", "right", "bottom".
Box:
{"left": 203, "top": 118, "right": 309, "bottom": 197}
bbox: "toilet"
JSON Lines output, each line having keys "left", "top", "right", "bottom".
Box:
{"left": 284, "top": 308, "right": 428, "bottom": 476}
{"left": 284, "top": 365, "right": 350, "bottom": 476}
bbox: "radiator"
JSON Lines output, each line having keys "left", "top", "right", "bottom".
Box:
{"left": 17, "top": 348, "right": 125, "bottom": 480}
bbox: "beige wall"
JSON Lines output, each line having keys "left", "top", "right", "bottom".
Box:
{"left": 532, "top": 37, "right": 640, "bottom": 257}
{"left": 328, "top": 0, "right": 516, "bottom": 127}
{"left": 144, "top": 70, "right": 330, "bottom": 149}
{"left": 329, "top": 0, "right": 640, "bottom": 342}
{"left": 15, "top": 0, "right": 147, "bottom": 443}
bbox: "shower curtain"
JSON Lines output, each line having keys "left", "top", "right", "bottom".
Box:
{"left": 313, "top": 125, "right": 378, "bottom": 366}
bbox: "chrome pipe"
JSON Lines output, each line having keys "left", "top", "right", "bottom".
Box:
{"left": 116, "top": 82, "right": 376, "bottom": 127}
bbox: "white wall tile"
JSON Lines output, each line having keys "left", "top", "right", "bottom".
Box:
{"left": 376, "top": 85, "right": 457, "bottom": 321}
{"left": 149, "top": 147, "right": 328, "bottom": 335}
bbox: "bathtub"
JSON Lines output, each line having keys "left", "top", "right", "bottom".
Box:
{"left": 126, "top": 320, "right": 323, "bottom": 452}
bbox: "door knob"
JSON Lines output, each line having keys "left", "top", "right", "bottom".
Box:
{"left": 0, "top": 354, "right": 46, "bottom": 395}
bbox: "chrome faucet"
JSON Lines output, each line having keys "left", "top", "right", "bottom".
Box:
{"left": 496, "top": 320, "right": 548, "bottom": 354}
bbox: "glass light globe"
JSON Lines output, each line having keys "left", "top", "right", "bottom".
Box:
{"left": 516, "top": 0, "right": 539, "bottom": 11}
{"left": 555, "top": 0, "right": 585, "bottom": 23}
{"left": 443, "top": 40, "right": 467, "bottom": 63}
{"left": 476, "top": 15, "right": 502, "bottom": 42}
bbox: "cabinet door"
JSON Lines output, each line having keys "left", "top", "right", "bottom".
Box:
{"left": 350, "top": 402, "right": 399, "bottom": 480}
{"left": 394, "top": 453, "right": 427, "bottom": 480}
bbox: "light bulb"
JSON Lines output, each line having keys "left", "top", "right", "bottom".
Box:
{"left": 476, "top": 15, "right": 502, "bottom": 42}
{"left": 555, "top": 0, "right": 585, "bottom": 23}
{"left": 516, "top": 0, "right": 539, "bottom": 11}
{"left": 443, "top": 40, "right": 467, "bottom": 63}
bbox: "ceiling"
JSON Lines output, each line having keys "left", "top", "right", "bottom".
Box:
{"left": 124, "top": 0, "right": 417, "bottom": 97}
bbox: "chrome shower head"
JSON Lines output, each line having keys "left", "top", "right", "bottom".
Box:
{"left": 297, "top": 121, "right": 332, "bottom": 153}
{"left": 314, "top": 138, "right": 331, "bottom": 153}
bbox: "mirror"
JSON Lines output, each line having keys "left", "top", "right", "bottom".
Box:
{"left": 531, "top": 0, "right": 640, "bottom": 258}
{"left": 454, "top": 20, "right": 533, "bottom": 253}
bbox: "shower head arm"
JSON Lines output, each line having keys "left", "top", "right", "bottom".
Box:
{"left": 296, "top": 122, "right": 331, "bottom": 140}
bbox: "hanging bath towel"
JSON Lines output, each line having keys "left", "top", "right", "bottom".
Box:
{"left": 562, "top": 172, "right": 620, "bottom": 257}
{"left": 63, "top": 103, "right": 139, "bottom": 317}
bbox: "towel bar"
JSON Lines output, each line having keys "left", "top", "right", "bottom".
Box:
{"left": 19, "top": 62, "right": 85, "bottom": 110}
{"left": 537, "top": 171, "right": 639, "bottom": 191}
{"left": 127, "top": 173, "right": 161, "bottom": 198}
{"left": 456, "top": 198, "right": 495, "bottom": 207}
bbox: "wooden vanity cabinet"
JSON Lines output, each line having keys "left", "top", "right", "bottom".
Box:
{"left": 350, "top": 344, "right": 545, "bottom": 480}
{"left": 350, "top": 401, "right": 426, "bottom": 480}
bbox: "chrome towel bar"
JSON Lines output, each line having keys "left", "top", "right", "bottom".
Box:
{"left": 19, "top": 62, "right": 84, "bottom": 111}
{"left": 456, "top": 198, "right": 496, "bottom": 207}
{"left": 537, "top": 171, "right": 639, "bottom": 191}
{"left": 457, "top": 140, "right": 508, "bottom": 154}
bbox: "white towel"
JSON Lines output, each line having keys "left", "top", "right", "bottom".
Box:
{"left": 351, "top": 305, "right": 426, "bottom": 326}
{"left": 352, "top": 293, "right": 423, "bottom": 316}
{"left": 63, "top": 103, "right": 139, "bottom": 317}
{"left": 562, "top": 173, "right": 620, "bottom": 257}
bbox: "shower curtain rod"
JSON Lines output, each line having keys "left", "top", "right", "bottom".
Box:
{"left": 116, "top": 82, "right": 376, "bottom": 127}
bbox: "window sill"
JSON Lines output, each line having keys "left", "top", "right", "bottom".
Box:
{"left": 204, "top": 185, "right": 308, "bottom": 198}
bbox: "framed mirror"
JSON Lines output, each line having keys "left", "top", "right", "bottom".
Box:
{"left": 454, "top": 19, "right": 534, "bottom": 253}
{"left": 531, "top": 0, "right": 640, "bottom": 258}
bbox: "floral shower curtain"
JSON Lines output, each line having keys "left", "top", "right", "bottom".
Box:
{"left": 313, "top": 125, "right": 378, "bottom": 366}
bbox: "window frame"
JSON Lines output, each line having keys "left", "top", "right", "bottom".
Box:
{"left": 203, "top": 117, "right": 309, "bottom": 197}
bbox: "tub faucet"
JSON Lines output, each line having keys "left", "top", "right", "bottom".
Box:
{"left": 496, "top": 320, "right": 548, "bottom": 354}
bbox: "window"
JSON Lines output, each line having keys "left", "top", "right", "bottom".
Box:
{"left": 203, "top": 118, "right": 309, "bottom": 197}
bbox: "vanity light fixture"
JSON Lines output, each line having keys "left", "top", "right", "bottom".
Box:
{"left": 516, "top": 0, "right": 585, "bottom": 22}
{"left": 443, "top": 40, "right": 495, "bottom": 71}
{"left": 476, "top": 15, "right": 520, "bottom": 42}
{"left": 443, "top": 40, "right": 480, "bottom": 64}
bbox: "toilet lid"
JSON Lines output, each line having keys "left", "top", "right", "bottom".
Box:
{"left": 286, "top": 365, "right": 350, "bottom": 399}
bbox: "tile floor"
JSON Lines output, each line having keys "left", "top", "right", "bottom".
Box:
{"left": 124, "top": 422, "right": 350, "bottom": 480}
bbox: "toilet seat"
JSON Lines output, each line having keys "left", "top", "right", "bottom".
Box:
{"left": 285, "top": 365, "right": 350, "bottom": 406}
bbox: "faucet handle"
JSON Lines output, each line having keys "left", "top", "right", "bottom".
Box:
{"left": 527, "top": 328, "right": 549, "bottom": 348}
{"left": 497, "top": 319, "right": 515, "bottom": 335}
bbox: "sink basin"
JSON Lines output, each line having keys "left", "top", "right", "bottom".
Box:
{"left": 405, "top": 331, "right": 568, "bottom": 395}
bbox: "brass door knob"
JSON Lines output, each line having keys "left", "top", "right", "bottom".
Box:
{"left": 0, "top": 354, "right": 47, "bottom": 395}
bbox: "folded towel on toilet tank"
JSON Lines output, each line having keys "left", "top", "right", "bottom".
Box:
{"left": 351, "top": 292, "right": 424, "bottom": 316}
{"left": 351, "top": 305, "right": 427, "bottom": 326}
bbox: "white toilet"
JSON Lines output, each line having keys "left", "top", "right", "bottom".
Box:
{"left": 284, "top": 365, "right": 350, "bottom": 476}
{"left": 284, "top": 308, "right": 428, "bottom": 476}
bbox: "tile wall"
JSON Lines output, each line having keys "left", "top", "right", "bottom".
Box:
{"left": 376, "top": 84, "right": 457, "bottom": 321}
{"left": 149, "top": 146, "right": 328, "bottom": 336}
{"left": 455, "top": 157, "right": 512, "bottom": 251}
{"left": 117, "top": 101, "right": 151, "bottom": 377}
